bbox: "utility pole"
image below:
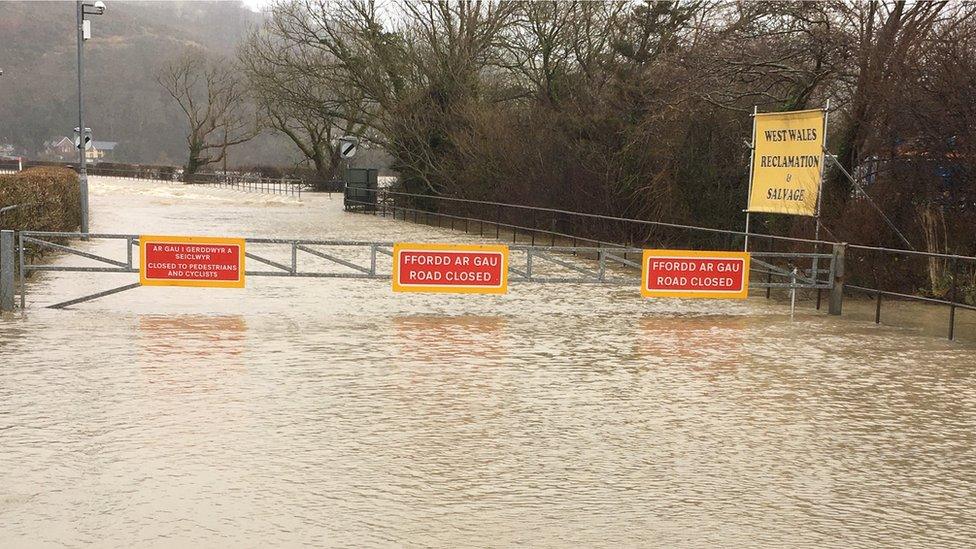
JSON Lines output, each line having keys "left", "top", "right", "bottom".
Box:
{"left": 76, "top": 0, "right": 88, "bottom": 233}
{"left": 76, "top": 0, "right": 105, "bottom": 234}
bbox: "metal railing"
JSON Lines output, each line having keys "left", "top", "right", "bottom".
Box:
{"left": 197, "top": 175, "right": 305, "bottom": 198}
{"left": 346, "top": 187, "right": 836, "bottom": 248}
{"left": 345, "top": 189, "right": 836, "bottom": 286}
{"left": 0, "top": 203, "right": 31, "bottom": 217}
{"left": 91, "top": 168, "right": 306, "bottom": 198}
{"left": 15, "top": 232, "right": 391, "bottom": 309}
{"left": 89, "top": 166, "right": 345, "bottom": 195}
{"left": 8, "top": 231, "right": 834, "bottom": 311}
{"left": 345, "top": 186, "right": 976, "bottom": 340}
{"left": 1, "top": 160, "right": 336, "bottom": 197}
{"left": 844, "top": 244, "right": 976, "bottom": 340}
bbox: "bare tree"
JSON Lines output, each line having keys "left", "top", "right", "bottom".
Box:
{"left": 156, "top": 48, "right": 260, "bottom": 179}
{"left": 257, "top": 0, "right": 976, "bottom": 295}
{"left": 239, "top": 16, "right": 368, "bottom": 184}
{"left": 269, "top": 0, "right": 516, "bottom": 193}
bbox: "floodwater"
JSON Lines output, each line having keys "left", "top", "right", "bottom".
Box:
{"left": 1, "top": 177, "right": 974, "bottom": 548}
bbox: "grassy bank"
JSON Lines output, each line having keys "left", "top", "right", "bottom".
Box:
{"left": 0, "top": 167, "right": 81, "bottom": 232}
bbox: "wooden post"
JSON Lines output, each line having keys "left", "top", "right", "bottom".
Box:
{"left": 828, "top": 243, "right": 846, "bottom": 315}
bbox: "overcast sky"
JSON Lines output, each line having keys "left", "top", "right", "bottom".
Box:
{"left": 240, "top": 0, "right": 272, "bottom": 13}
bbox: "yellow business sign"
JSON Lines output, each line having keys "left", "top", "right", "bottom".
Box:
{"left": 140, "top": 235, "right": 246, "bottom": 288}
{"left": 748, "top": 109, "right": 826, "bottom": 216}
{"left": 392, "top": 243, "right": 508, "bottom": 294}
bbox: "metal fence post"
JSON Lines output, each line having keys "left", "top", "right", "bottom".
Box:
{"left": 495, "top": 205, "right": 501, "bottom": 239}
{"left": 291, "top": 241, "right": 298, "bottom": 275}
{"left": 949, "top": 257, "right": 959, "bottom": 340}
{"left": 828, "top": 243, "right": 846, "bottom": 316}
{"left": 18, "top": 232, "right": 25, "bottom": 310}
{"left": 875, "top": 289, "right": 882, "bottom": 324}
{"left": 790, "top": 267, "right": 797, "bottom": 319}
{"left": 1, "top": 230, "right": 15, "bottom": 312}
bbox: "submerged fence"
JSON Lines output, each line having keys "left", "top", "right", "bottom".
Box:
{"left": 91, "top": 167, "right": 307, "bottom": 198}
{"left": 5, "top": 229, "right": 835, "bottom": 313}
{"left": 345, "top": 186, "right": 976, "bottom": 340}
{"left": 0, "top": 160, "right": 347, "bottom": 196}
{"left": 3, "top": 164, "right": 975, "bottom": 340}
{"left": 844, "top": 245, "right": 976, "bottom": 340}
{"left": 196, "top": 174, "right": 305, "bottom": 198}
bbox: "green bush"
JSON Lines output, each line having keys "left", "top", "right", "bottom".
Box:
{"left": 0, "top": 167, "right": 81, "bottom": 232}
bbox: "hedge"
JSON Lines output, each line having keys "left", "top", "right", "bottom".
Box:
{"left": 0, "top": 167, "right": 81, "bottom": 232}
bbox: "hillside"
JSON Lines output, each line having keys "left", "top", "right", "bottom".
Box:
{"left": 0, "top": 0, "right": 298, "bottom": 166}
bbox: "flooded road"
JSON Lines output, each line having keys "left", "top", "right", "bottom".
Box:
{"left": 1, "top": 177, "right": 974, "bottom": 547}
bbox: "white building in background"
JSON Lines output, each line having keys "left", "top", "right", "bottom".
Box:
{"left": 86, "top": 141, "right": 118, "bottom": 163}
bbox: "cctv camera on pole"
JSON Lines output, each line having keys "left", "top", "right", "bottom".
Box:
{"left": 76, "top": 0, "right": 106, "bottom": 234}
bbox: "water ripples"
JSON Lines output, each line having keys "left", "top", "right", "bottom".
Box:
{"left": 1, "top": 178, "right": 974, "bottom": 547}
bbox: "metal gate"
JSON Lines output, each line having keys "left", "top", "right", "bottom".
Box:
{"left": 6, "top": 231, "right": 836, "bottom": 310}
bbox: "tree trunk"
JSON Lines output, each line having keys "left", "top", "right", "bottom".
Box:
{"left": 184, "top": 155, "right": 203, "bottom": 182}
{"left": 184, "top": 139, "right": 205, "bottom": 182}
{"left": 328, "top": 149, "right": 343, "bottom": 180}
{"left": 919, "top": 204, "right": 947, "bottom": 295}
{"left": 308, "top": 150, "right": 342, "bottom": 191}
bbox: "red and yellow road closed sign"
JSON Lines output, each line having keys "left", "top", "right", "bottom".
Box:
{"left": 392, "top": 243, "right": 508, "bottom": 294}
{"left": 641, "top": 250, "right": 750, "bottom": 299}
{"left": 140, "top": 235, "right": 246, "bottom": 288}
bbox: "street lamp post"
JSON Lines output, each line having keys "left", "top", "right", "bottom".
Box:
{"left": 76, "top": 0, "right": 105, "bottom": 234}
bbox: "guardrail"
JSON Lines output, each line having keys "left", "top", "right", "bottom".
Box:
{"left": 346, "top": 186, "right": 976, "bottom": 340}
{"left": 843, "top": 244, "right": 976, "bottom": 340}
{"left": 0, "top": 161, "right": 343, "bottom": 196}
{"left": 196, "top": 176, "right": 305, "bottom": 198}
{"left": 0, "top": 203, "right": 31, "bottom": 217}
{"left": 346, "top": 187, "right": 836, "bottom": 248}
{"left": 5, "top": 231, "right": 834, "bottom": 312}
{"left": 90, "top": 167, "right": 307, "bottom": 198}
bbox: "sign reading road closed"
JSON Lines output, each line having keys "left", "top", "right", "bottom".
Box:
{"left": 392, "top": 243, "right": 508, "bottom": 294}
{"left": 748, "top": 108, "right": 826, "bottom": 216}
{"left": 140, "top": 235, "right": 246, "bottom": 288}
{"left": 641, "top": 250, "right": 750, "bottom": 299}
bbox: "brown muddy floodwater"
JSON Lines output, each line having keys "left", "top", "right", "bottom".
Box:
{"left": 1, "top": 177, "right": 975, "bottom": 548}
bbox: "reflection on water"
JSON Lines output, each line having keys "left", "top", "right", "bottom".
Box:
{"left": 138, "top": 314, "right": 247, "bottom": 358}
{"left": 0, "top": 177, "right": 974, "bottom": 547}
{"left": 638, "top": 315, "right": 749, "bottom": 368}
{"left": 395, "top": 315, "right": 506, "bottom": 362}
{"left": 137, "top": 315, "right": 248, "bottom": 393}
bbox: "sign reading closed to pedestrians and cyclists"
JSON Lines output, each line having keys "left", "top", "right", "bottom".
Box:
{"left": 392, "top": 243, "right": 508, "bottom": 294}
{"left": 641, "top": 250, "right": 750, "bottom": 299}
{"left": 140, "top": 235, "right": 246, "bottom": 288}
